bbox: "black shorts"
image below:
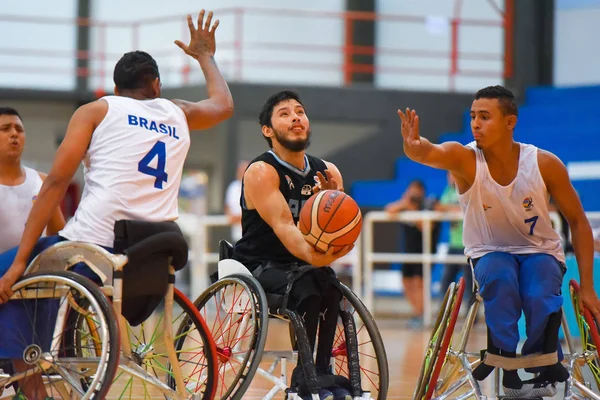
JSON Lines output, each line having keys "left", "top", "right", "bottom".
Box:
{"left": 402, "top": 263, "right": 423, "bottom": 278}
{"left": 253, "top": 262, "right": 341, "bottom": 310}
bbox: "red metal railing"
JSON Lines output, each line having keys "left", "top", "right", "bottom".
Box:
{"left": 0, "top": 3, "right": 512, "bottom": 93}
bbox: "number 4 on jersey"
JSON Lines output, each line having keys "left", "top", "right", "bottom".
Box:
{"left": 138, "top": 141, "right": 168, "bottom": 189}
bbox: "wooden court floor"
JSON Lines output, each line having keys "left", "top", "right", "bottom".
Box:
{"left": 242, "top": 317, "right": 489, "bottom": 400}
{"left": 1, "top": 311, "right": 589, "bottom": 399}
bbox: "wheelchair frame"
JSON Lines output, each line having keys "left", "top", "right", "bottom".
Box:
{"left": 414, "top": 277, "right": 600, "bottom": 400}
{"left": 2, "top": 239, "right": 217, "bottom": 400}
{"left": 195, "top": 250, "right": 389, "bottom": 400}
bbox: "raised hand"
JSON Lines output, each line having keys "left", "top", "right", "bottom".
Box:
{"left": 312, "top": 170, "right": 339, "bottom": 194}
{"left": 175, "top": 10, "right": 219, "bottom": 59}
{"left": 398, "top": 108, "right": 421, "bottom": 147}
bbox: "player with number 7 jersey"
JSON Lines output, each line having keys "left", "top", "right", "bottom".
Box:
{"left": 399, "top": 85, "right": 600, "bottom": 398}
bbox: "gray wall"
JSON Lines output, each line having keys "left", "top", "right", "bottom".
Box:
{"left": 4, "top": 83, "right": 474, "bottom": 214}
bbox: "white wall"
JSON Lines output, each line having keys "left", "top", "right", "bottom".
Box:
{"left": 554, "top": 0, "right": 600, "bottom": 86}
{"left": 375, "top": 0, "right": 505, "bottom": 92}
{"left": 0, "top": 0, "right": 505, "bottom": 93}
{"left": 0, "top": 0, "right": 76, "bottom": 90}
{"left": 89, "top": 0, "right": 346, "bottom": 91}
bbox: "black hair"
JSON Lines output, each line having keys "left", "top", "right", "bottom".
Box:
{"left": 409, "top": 179, "right": 426, "bottom": 191}
{"left": 258, "top": 90, "right": 304, "bottom": 147}
{"left": 0, "top": 107, "right": 21, "bottom": 120}
{"left": 113, "top": 51, "right": 160, "bottom": 91}
{"left": 474, "top": 85, "right": 518, "bottom": 117}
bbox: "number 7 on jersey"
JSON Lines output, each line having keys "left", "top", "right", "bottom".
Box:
{"left": 138, "top": 141, "right": 168, "bottom": 189}
{"left": 524, "top": 215, "right": 539, "bottom": 235}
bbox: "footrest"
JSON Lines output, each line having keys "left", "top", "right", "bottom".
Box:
{"left": 483, "top": 351, "right": 558, "bottom": 369}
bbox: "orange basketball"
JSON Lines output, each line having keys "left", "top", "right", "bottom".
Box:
{"left": 299, "top": 189, "right": 362, "bottom": 253}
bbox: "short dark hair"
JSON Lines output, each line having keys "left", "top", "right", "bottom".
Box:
{"left": 0, "top": 107, "right": 21, "bottom": 120}
{"left": 258, "top": 90, "right": 304, "bottom": 147}
{"left": 410, "top": 179, "right": 425, "bottom": 191}
{"left": 113, "top": 51, "right": 160, "bottom": 91}
{"left": 474, "top": 85, "right": 518, "bottom": 117}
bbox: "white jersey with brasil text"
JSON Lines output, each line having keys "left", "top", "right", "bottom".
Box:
{"left": 458, "top": 142, "right": 565, "bottom": 263}
{"left": 60, "top": 95, "right": 191, "bottom": 247}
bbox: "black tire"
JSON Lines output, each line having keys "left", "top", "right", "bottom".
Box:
{"left": 193, "top": 274, "right": 269, "bottom": 400}
{"left": 13, "top": 271, "right": 120, "bottom": 400}
{"left": 337, "top": 283, "right": 389, "bottom": 400}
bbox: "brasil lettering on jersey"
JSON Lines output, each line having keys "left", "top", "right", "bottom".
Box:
{"left": 128, "top": 115, "right": 179, "bottom": 139}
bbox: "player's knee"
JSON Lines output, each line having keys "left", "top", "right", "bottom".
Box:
{"left": 475, "top": 252, "right": 518, "bottom": 286}
{"left": 522, "top": 290, "right": 562, "bottom": 315}
{"left": 479, "top": 270, "right": 518, "bottom": 299}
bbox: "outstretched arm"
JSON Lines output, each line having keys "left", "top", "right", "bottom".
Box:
{"left": 398, "top": 108, "right": 474, "bottom": 179}
{"left": 171, "top": 10, "right": 234, "bottom": 130}
{"left": 244, "top": 162, "right": 352, "bottom": 267}
{"left": 539, "top": 150, "right": 600, "bottom": 321}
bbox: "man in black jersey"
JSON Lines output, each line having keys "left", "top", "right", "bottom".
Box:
{"left": 233, "top": 90, "right": 354, "bottom": 400}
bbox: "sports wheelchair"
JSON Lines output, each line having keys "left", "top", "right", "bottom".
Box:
{"left": 413, "top": 277, "right": 600, "bottom": 400}
{"left": 0, "top": 220, "right": 218, "bottom": 399}
{"left": 188, "top": 240, "right": 389, "bottom": 400}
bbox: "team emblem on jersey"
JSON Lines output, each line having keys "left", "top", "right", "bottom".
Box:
{"left": 285, "top": 175, "right": 294, "bottom": 190}
{"left": 483, "top": 203, "right": 492, "bottom": 211}
{"left": 301, "top": 184, "right": 313, "bottom": 195}
{"left": 32, "top": 195, "right": 37, "bottom": 203}
{"left": 522, "top": 196, "right": 534, "bottom": 211}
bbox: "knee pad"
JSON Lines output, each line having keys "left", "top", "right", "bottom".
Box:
{"left": 473, "top": 329, "right": 500, "bottom": 381}
{"left": 525, "top": 310, "right": 569, "bottom": 382}
{"left": 542, "top": 310, "right": 562, "bottom": 354}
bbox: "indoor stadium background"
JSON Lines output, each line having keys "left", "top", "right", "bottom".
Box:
{"left": 1, "top": 0, "right": 600, "bottom": 398}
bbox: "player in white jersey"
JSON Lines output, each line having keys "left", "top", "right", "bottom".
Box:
{"left": 398, "top": 85, "right": 600, "bottom": 397}
{"left": 0, "top": 107, "right": 65, "bottom": 255}
{"left": 0, "top": 10, "right": 233, "bottom": 400}
{"left": 0, "top": 107, "right": 67, "bottom": 399}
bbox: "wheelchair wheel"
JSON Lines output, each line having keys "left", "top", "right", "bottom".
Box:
{"left": 88, "top": 287, "right": 218, "bottom": 398}
{"left": 0, "top": 271, "right": 119, "bottom": 399}
{"left": 569, "top": 279, "right": 600, "bottom": 390}
{"left": 413, "top": 277, "right": 465, "bottom": 400}
{"left": 331, "top": 283, "right": 389, "bottom": 400}
{"left": 193, "top": 274, "right": 269, "bottom": 400}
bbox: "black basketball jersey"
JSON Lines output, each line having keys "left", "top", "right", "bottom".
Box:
{"left": 233, "top": 150, "right": 328, "bottom": 271}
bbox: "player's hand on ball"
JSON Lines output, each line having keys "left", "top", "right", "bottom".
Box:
{"left": 312, "top": 170, "right": 339, "bottom": 194}
{"left": 398, "top": 108, "right": 421, "bottom": 147}
{"left": 309, "top": 244, "right": 354, "bottom": 267}
{"left": 175, "top": 9, "right": 219, "bottom": 58}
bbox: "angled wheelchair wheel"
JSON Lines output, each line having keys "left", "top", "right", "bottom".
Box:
{"left": 569, "top": 279, "right": 600, "bottom": 390}
{"left": 413, "top": 277, "right": 465, "bottom": 400}
{"left": 331, "top": 283, "right": 389, "bottom": 400}
{"left": 92, "top": 287, "right": 218, "bottom": 399}
{"left": 1, "top": 271, "right": 119, "bottom": 400}
{"left": 193, "top": 274, "right": 269, "bottom": 400}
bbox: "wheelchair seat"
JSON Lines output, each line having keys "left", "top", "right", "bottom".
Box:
{"left": 113, "top": 219, "right": 188, "bottom": 326}
{"left": 217, "top": 240, "right": 288, "bottom": 314}
{"left": 202, "top": 239, "right": 389, "bottom": 400}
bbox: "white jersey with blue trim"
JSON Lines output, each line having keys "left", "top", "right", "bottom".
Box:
{"left": 458, "top": 141, "right": 565, "bottom": 263}
{"left": 60, "top": 95, "right": 191, "bottom": 247}
{"left": 0, "top": 167, "right": 44, "bottom": 253}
